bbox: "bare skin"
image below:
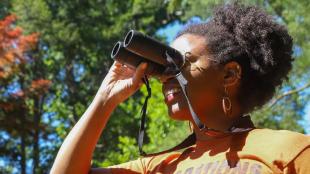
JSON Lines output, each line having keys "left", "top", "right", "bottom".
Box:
{"left": 50, "top": 34, "right": 242, "bottom": 174}
{"left": 162, "top": 34, "right": 242, "bottom": 140}
{"left": 50, "top": 62, "right": 148, "bottom": 174}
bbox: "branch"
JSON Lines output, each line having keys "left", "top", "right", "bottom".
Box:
{"left": 269, "top": 81, "right": 310, "bottom": 107}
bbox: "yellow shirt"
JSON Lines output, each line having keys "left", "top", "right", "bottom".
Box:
{"left": 109, "top": 129, "right": 310, "bottom": 174}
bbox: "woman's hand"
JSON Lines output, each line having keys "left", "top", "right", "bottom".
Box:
{"left": 50, "top": 61, "right": 148, "bottom": 174}
{"left": 97, "top": 61, "right": 148, "bottom": 108}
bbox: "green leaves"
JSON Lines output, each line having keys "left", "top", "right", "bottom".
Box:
{"left": 1, "top": 0, "right": 309, "bottom": 172}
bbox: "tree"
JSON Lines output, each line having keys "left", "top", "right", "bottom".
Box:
{"left": 1, "top": 0, "right": 309, "bottom": 173}
{"left": 0, "top": 14, "right": 51, "bottom": 173}
{"left": 9, "top": 0, "right": 188, "bottom": 172}
{"left": 0, "top": 0, "right": 11, "bottom": 19}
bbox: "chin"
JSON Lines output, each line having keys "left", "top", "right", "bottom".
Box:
{"left": 167, "top": 102, "right": 191, "bottom": 121}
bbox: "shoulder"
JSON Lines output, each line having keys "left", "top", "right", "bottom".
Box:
{"left": 147, "top": 147, "right": 193, "bottom": 162}
{"left": 287, "top": 147, "right": 310, "bottom": 173}
{"left": 248, "top": 128, "right": 309, "bottom": 141}
{"left": 243, "top": 128, "right": 310, "bottom": 167}
{"left": 108, "top": 146, "right": 193, "bottom": 174}
{"left": 247, "top": 128, "right": 310, "bottom": 149}
{"left": 141, "top": 146, "right": 194, "bottom": 171}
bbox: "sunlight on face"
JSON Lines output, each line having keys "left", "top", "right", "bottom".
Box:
{"left": 163, "top": 34, "right": 222, "bottom": 121}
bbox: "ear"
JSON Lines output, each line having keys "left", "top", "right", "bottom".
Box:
{"left": 223, "top": 61, "right": 242, "bottom": 87}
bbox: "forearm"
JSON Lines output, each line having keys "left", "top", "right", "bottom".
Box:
{"left": 50, "top": 90, "right": 116, "bottom": 174}
{"left": 50, "top": 61, "right": 147, "bottom": 174}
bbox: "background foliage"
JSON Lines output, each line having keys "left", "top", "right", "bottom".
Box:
{"left": 0, "top": 0, "right": 309, "bottom": 173}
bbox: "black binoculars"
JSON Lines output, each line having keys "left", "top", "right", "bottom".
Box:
{"left": 111, "top": 30, "right": 209, "bottom": 156}
{"left": 111, "top": 30, "right": 185, "bottom": 76}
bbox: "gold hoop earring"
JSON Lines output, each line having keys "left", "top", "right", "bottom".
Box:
{"left": 222, "top": 86, "right": 232, "bottom": 116}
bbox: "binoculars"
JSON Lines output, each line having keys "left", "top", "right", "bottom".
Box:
{"left": 111, "top": 30, "right": 185, "bottom": 76}
{"left": 111, "top": 30, "right": 209, "bottom": 156}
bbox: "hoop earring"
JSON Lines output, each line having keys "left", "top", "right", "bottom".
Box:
{"left": 222, "top": 86, "right": 232, "bottom": 116}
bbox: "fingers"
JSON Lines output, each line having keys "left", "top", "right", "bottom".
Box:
{"left": 133, "top": 62, "right": 148, "bottom": 85}
{"left": 109, "top": 61, "right": 122, "bottom": 73}
{"left": 114, "top": 61, "right": 123, "bottom": 67}
{"left": 112, "top": 64, "right": 136, "bottom": 79}
{"left": 111, "top": 61, "right": 148, "bottom": 88}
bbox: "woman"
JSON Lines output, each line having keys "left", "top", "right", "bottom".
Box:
{"left": 50, "top": 3, "right": 310, "bottom": 174}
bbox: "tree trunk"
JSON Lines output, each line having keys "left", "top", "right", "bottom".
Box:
{"left": 32, "top": 95, "right": 43, "bottom": 174}
{"left": 32, "top": 126, "right": 39, "bottom": 174}
{"left": 21, "top": 132, "right": 26, "bottom": 174}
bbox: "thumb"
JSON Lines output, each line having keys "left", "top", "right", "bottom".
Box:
{"left": 133, "top": 62, "right": 148, "bottom": 85}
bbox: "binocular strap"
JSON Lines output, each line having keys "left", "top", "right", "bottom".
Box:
{"left": 138, "top": 75, "right": 151, "bottom": 156}
{"left": 137, "top": 53, "right": 255, "bottom": 156}
{"left": 174, "top": 71, "right": 255, "bottom": 134}
{"left": 165, "top": 51, "right": 206, "bottom": 131}
{"left": 137, "top": 52, "right": 207, "bottom": 156}
{"left": 175, "top": 73, "right": 206, "bottom": 130}
{"left": 137, "top": 72, "right": 206, "bottom": 156}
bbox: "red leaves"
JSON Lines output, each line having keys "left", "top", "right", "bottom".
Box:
{"left": 0, "top": 79, "right": 52, "bottom": 111}
{"left": 0, "top": 14, "right": 39, "bottom": 79}
{"left": 18, "top": 32, "right": 39, "bottom": 52}
{"left": 6, "top": 79, "right": 52, "bottom": 100}
{"left": 30, "top": 79, "right": 51, "bottom": 94}
{"left": 6, "top": 26, "right": 23, "bottom": 38}
{"left": 0, "top": 15, "right": 50, "bottom": 113}
{"left": 0, "top": 15, "right": 17, "bottom": 27}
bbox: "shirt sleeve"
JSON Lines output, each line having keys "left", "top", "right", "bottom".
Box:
{"left": 108, "top": 157, "right": 150, "bottom": 174}
{"left": 284, "top": 147, "right": 310, "bottom": 174}
{"left": 106, "top": 151, "right": 179, "bottom": 174}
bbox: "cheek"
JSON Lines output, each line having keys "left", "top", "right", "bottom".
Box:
{"left": 189, "top": 82, "right": 218, "bottom": 106}
{"left": 165, "top": 64, "right": 222, "bottom": 120}
{"left": 187, "top": 69, "right": 222, "bottom": 111}
{"left": 166, "top": 78, "right": 220, "bottom": 121}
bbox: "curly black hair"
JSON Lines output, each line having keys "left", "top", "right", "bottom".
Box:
{"left": 177, "top": 3, "right": 293, "bottom": 113}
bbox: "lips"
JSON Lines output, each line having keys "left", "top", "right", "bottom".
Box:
{"left": 164, "top": 88, "right": 181, "bottom": 98}
{"left": 165, "top": 87, "right": 182, "bottom": 103}
{"left": 163, "top": 79, "right": 182, "bottom": 103}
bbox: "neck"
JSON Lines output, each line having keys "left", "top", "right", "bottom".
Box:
{"left": 191, "top": 104, "right": 243, "bottom": 141}
{"left": 192, "top": 117, "right": 235, "bottom": 141}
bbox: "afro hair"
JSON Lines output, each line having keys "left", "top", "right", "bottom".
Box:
{"left": 177, "top": 2, "right": 293, "bottom": 113}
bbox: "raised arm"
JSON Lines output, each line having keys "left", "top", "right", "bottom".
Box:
{"left": 50, "top": 62, "right": 147, "bottom": 174}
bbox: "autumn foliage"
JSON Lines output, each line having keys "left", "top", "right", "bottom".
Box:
{"left": 0, "top": 14, "right": 53, "bottom": 173}
{"left": 0, "top": 15, "right": 50, "bottom": 111}
{"left": 0, "top": 15, "right": 38, "bottom": 79}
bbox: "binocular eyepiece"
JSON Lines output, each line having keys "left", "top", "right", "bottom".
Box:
{"left": 111, "top": 30, "right": 185, "bottom": 76}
